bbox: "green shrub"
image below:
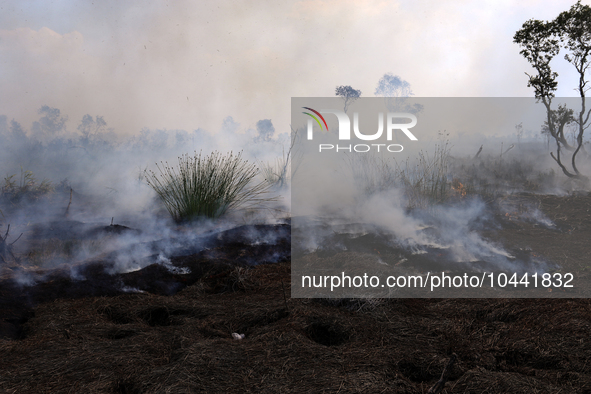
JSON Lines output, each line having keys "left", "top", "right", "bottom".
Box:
{"left": 1, "top": 169, "right": 53, "bottom": 205}
{"left": 145, "top": 151, "right": 273, "bottom": 222}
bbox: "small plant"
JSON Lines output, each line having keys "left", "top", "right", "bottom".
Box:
{"left": 259, "top": 147, "right": 293, "bottom": 189}
{"left": 344, "top": 133, "right": 452, "bottom": 209}
{"left": 393, "top": 133, "right": 452, "bottom": 209}
{"left": 136, "top": 166, "right": 147, "bottom": 184}
{"left": 1, "top": 168, "right": 53, "bottom": 206}
{"left": 259, "top": 157, "right": 288, "bottom": 188}
{"left": 258, "top": 132, "right": 296, "bottom": 189}
{"left": 145, "top": 151, "right": 274, "bottom": 222}
{"left": 226, "top": 266, "right": 256, "bottom": 292}
{"left": 345, "top": 154, "right": 397, "bottom": 195}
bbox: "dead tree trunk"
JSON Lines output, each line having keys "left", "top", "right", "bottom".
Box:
{"left": 0, "top": 234, "right": 6, "bottom": 265}
{"left": 0, "top": 225, "right": 10, "bottom": 264}
{"left": 64, "top": 188, "right": 73, "bottom": 218}
{"left": 0, "top": 224, "right": 22, "bottom": 265}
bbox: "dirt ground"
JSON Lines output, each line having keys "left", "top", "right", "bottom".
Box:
{"left": 1, "top": 192, "right": 591, "bottom": 393}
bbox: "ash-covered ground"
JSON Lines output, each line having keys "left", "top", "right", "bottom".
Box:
{"left": 1, "top": 109, "right": 591, "bottom": 391}
{"left": 1, "top": 190, "right": 591, "bottom": 393}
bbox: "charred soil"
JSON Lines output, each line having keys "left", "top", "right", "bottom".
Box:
{"left": 1, "top": 193, "right": 591, "bottom": 392}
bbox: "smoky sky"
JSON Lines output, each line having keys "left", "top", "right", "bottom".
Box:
{"left": 0, "top": 0, "right": 589, "bottom": 137}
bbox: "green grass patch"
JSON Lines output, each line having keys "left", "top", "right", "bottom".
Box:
{"left": 145, "top": 151, "right": 274, "bottom": 222}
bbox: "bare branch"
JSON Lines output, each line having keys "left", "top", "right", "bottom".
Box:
{"left": 427, "top": 353, "right": 457, "bottom": 394}
{"left": 9, "top": 233, "right": 23, "bottom": 246}
{"left": 64, "top": 188, "right": 73, "bottom": 218}
{"left": 3, "top": 224, "right": 9, "bottom": 242}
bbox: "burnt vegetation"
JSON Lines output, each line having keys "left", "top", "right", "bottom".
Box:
{"left": 3, "top": 7, "right": 591, "bottom": 392}
{"left": 2, "top": 106, "right": 591, "bottom": 392}
{"left": 1, "top": 128, "right": 591, "bottom": 392}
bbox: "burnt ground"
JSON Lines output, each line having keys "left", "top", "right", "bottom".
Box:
{"left": 1, "top": 193, "right": 591, "bottom": 392}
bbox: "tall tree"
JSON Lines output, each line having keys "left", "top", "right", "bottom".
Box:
{"left": 335, "top": 85, "right": 361, "bottom": 112}
{"left": 77, "top": 115, "right": 107, "bottom": 141}
{"left": 514, "top": 1, "right": 591, "bottom": 182}
{"left": 255, "top": 119, "right": 275, "bottom": 142}
{"left": 374, "top": 73, "right": 413, "bottom": 97}
{"left": 374, "top": 73, "right": 422, "bottom": 114}
{"left": 31, "top": 106, "right": 68, "bottom": 137}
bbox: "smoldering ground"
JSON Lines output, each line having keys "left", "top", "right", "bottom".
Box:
{"left": 0, "top": 109, "right": 292, "bottom": 284}
{"left": 3, "top": 103, "right": 591, "bottom": 393}
{"left": 1, "top": 99, "right": 590, "bottom": 295}
{"left": 290, "top": 99, "right": 591, "bottom": 297}
{"left": 0, "top": 107, "right": 296, "bottom": 347}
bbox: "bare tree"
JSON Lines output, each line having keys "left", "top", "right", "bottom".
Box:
{"left": 335, "top": 85, "right": 361, "bottom": 112}
{"left": 514, "top": 1, "right": 591, "bottom": 183}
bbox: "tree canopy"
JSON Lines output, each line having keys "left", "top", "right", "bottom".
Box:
{"left": 514, "top": 1, "right": 591, "bottom": 182}
{"left": 335, "top": 85, "right": 362, "bottom": 112}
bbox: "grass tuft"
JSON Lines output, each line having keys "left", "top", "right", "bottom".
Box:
{"left": 394, "top": 135, "right": 452, "bottom": 209}
{"left": 259, "top": 154, "right": 290, "bottom": 189}
{"left": 145, "top": 151, "right": 274, "bottom": 222}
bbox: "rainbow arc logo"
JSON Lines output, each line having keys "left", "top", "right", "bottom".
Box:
{"left": 302, "top": 107, "right": 328, "bottom": 132}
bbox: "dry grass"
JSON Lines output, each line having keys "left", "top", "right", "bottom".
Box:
{"left": 346, "top": 132, "right": 453, "bottom": 209}
{"left": 2, "top": 262, "right": 591, "bottom": 393}
{"left": 1, "top": 185, "right": 591, "bottom": 392}
{"left": 394, "top": 134, "right": 452, "bottom": 209}
{"left": 145, "top": 151, "right": 275, "bottom": 222}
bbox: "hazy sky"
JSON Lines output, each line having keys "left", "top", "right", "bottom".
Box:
{"left": 0, "top": 0, "right": 588, "bottom": 137}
